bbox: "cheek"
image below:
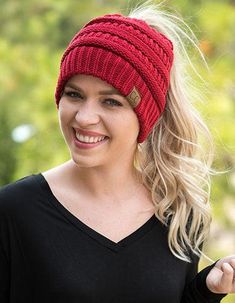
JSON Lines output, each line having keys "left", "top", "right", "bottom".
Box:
{"left": 132, "top": 114, "right": 140, "bottom": 133}
{"left": 110, "top": 112, "right": 139, "bottom": 140}
{"left": 58, "top": 102, "right": 72, "bottom": 124}
{"left": 58, "top": 107, "right": 71, "bottom": 136}
{"left": 123, "top": 112, "right": 140, "bottom": 137}
{"left": 58, "top": 110, "right": 65, "bottom": 130}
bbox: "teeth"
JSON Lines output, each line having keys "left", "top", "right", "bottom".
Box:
{"left": 75, "top": 132, "right": 106, "bottom": 143}
{"left": 84, "top": 136, "right": 89, "bottom": 143}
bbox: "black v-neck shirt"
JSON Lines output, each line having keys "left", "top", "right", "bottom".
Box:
{"left": 0, "top": 174, "right": 226, "bottom": 302}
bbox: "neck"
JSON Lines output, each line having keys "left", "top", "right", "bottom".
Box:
{"left": 58, "top": 159, "right": 146, "bottom": 205}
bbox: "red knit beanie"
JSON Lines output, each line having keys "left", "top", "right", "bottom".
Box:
{"left": 55, "top": 13, "right": 174, "bottom": 143}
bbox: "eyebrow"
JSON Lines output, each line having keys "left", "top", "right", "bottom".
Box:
{"left": 65, "top": 83, "right": 123, "bottom": 96}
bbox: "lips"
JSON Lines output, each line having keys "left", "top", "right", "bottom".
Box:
{"left": 72, "top": 128, "right": 109, "bottom": 149}
{"left": 75, "top": 132, "right": 106, "bottom": 144}
{"left": 74, "top": 127, "right": 107, "bottom": 137}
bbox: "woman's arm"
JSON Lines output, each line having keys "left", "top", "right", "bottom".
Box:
{"left": 0, "top": 190, "right": 10, "bottom": 303}
{"left": 0, "top": 242, "right": 10, "bottom": 303}
{"left": 206, "top": 256, "right": 235, "bottom": 294}
{"left": 0, "top": 217, "right": 10, "bottom": 303}
{"left": 181, "top": 256, "right": 230, "bottom": 303}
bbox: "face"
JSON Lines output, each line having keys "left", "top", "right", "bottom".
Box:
{"left": 58, "top": 74, "right": 140, "bottom": 169}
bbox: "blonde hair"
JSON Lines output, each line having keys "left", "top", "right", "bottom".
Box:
{"left": 129, "top": 2, "right": 214, "bottom": 262}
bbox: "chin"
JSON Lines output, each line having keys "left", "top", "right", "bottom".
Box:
{"left": 70, "top": 155, "right": 104, "bottom": 169}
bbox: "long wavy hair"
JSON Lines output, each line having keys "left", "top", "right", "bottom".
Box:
{"left": 129, "top": 1, "right": 214, "bottom": 262}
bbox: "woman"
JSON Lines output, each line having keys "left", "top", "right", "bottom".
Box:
{"left": 0, "top": 2, "right": 234, "bottom": 302}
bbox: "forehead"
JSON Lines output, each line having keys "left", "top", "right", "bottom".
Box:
{"left": 65, "top": 74, "right": 122, "bottom": 95}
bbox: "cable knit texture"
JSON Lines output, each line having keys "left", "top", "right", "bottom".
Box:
{"left": 55, "top": 13, "right": 174, "bottom": 142}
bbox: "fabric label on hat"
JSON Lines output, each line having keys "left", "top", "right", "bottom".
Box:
{"left": 126, "top": 87, "right": 141, "bottom": 107}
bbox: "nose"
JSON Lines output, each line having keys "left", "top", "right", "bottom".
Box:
{"left": 74, "top": 99, "right": 100, "bottom": 127}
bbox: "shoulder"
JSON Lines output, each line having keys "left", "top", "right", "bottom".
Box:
{"left": 0, "top": 174, "right": 42, "bottom": 214}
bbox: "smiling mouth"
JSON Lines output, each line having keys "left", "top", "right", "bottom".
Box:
{"left": 74, "top": 129, "right": 109, "bottom": 144}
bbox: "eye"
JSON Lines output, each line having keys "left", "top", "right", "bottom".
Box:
{"left": 63, "top": 90, "right": 82, "bottom": 99}
{"left": 104, "top": 99, "right": 122, "bottom": 107}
